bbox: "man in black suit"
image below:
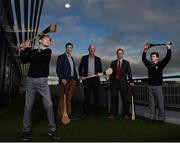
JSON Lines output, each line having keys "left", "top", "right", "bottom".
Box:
{"left": 56, "top": 42, "right": 78, "bottom": 121}
{"left": 109, "top": 48, "right": 134, "bottom": 119}
{"left": 79, "top": 44, "right": 103, "bottom": 119}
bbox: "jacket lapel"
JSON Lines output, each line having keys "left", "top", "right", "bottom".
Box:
{"left": 64, "top": 53, "right": 71, "bottom": 69}
{"left": 94, "top": 56, "right": 97, "bottom": 72}
{"left": 114, "top": 60, "right": 118, "bottom": 74}
{"left": 86, "top": 55, "right": 89, "bottom": 72}
{"left": 71, "top": 57, "right": 76, "bottom": 71}
{"left": 121, "top": 59, "right": 124, "bottom": 70}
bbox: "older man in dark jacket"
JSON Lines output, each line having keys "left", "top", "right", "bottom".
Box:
{"left": 79, "top": 44, "right": 102, "bottom": 119}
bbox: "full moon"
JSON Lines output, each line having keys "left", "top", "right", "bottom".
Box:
{"left": 65, "top": 3, "right": 70, "bottom": 9}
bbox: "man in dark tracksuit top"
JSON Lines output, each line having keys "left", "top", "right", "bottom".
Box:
{"left": 142, "top": 42, "right": 172, "bottom": 123}
{"left": 20, "top": 35, "right": 59, "bottom": 141}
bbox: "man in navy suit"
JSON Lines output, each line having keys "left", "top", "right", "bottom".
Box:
{"left": 79, "top": 44, "right": 103, "bottom": 119}
{"left": 56, "top": 42, "right": 78, "bottom": 121}
{"left": 109, "top": 48, "right": 134, "bottom": 119}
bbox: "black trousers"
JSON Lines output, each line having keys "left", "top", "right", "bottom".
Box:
{"left": 83, "top": 77, "right": 100, "bottom": 115}
{"left": 110, "top": 79, "right": 129, "bottom": 116}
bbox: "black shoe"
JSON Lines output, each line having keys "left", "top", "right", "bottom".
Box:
{"left": 69, "top": 115, "right": 79, "bottom": 120}
{"left": 81, "top": 114, "right": 88, "bottom": 120}
{"left": 96, "top": 114, "right": 101, "bottom": 119}
{"left": 21, "top": 131, "right": 31, "bottom": 141}
{"left": 48, "top": 131, "right": 60, "bottom": 140}
{"left": 108, "top": 114, "right": 115, "bottom": 119}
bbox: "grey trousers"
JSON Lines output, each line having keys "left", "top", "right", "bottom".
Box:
{"left": 22, "top": 77, "right": 56, "bottom": 133}
{"left": 148, "top": 85, "right": 165, "bottom": 121}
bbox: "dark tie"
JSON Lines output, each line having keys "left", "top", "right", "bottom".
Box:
{"left": 117, "top": 60, "right": 121, "bottom": 80}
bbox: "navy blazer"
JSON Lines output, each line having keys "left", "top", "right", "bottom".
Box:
{"left": 78, "top": 55, "right": 103, "bottom": 77}
{"left": 110, "top": 59, "right": 133, "bottom": 86}
{"left": 56, "top": 53, "right": 78, "bottom": 83}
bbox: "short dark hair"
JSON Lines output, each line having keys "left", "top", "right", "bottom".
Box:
{"left": 150, "top": 52, "right": 159, "bottom": 57}
{"left": 65, "top": 42, "right": 73, "bottom": 48}
{"left": 116, "top": 48, "right": 124, "bottom": 54}
{"left": 39, "top": 34, "right": 51, "bottom": 41}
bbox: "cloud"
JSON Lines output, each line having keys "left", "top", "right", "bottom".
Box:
{"left": 81, "top": 0, "right": 180, "bottom": 31}
{"left": 42, "top": 0, "right": 180, "bottom": 77}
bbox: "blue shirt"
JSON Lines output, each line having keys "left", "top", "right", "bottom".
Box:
{"left": 66, "top": 53, "right": 74, "bottom": 77}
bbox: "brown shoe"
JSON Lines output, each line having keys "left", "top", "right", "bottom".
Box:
{"left": 96, "top": 114, "right": 101, "bottom": 119}
{"left": 124, "top": 115, "right": 130, "bottom": 120}
{"left": 108, "top": 114, "right": 115, "bottom": 119}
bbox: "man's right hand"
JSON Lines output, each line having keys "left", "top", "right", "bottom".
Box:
{"left": 20, "top": 40, "right": 31, "bottom": 50}
{"left": 144, "top": 43, "right": 151, "bottom": 51}
{"left": 62, "top": 79, "right": 67, "bottom": 86}
{"left": 80, "top": 76, "right": 86, "bottom": 81}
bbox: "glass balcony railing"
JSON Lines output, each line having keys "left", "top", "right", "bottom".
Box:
{"left": 133, "top": 75, "right": 180, "bottom": 109}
